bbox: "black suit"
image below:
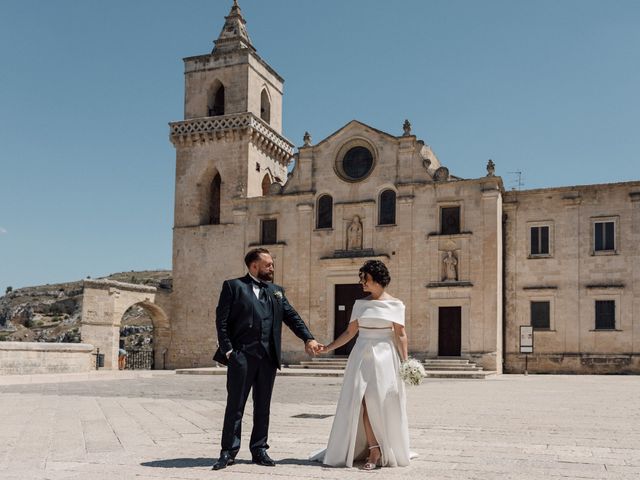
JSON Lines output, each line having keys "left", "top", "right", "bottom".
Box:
{"left": 213, "top": 274, "right": 314, "bottom": 457}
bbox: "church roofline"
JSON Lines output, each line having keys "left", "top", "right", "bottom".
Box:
{"left": 504, "top": 179, "right": 640, "bottom": 197}
{"left": 312, "top": 120, "right": 403, "bottom": 149}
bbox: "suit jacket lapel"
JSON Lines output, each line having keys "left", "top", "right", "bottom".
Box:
{"left": 265, "top": 284, "right": 278, "bottom": 319}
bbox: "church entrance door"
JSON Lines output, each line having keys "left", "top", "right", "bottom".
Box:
{"left": 334, "top": 284, "right": 368, "bottom": 356}
{"left": 438, "top": 306, "right": 461, "bottom": 356}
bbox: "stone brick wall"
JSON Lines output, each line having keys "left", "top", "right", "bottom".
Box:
{"left": 0, "top": 342, "right": 94, "bottom": 375}
{"left": 504, "top": 182, "right": 640, "bottom": 373}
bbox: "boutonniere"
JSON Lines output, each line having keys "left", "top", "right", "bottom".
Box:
{"left": 273, "top": 291, "right": 283, "bottom": 300}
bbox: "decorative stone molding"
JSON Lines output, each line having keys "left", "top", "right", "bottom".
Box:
{"left": 486, "top": 159, "right": 495, "bottom": 177}
{"left": 83, "top": 279, "right": 157, "bottom": 294}
{"left": 426, "top": 281, "right": 473, "bottom": 288}
{"left": 169, "top": 112, "right": 294, "bottom": 164}
{"left": 562, "top": 193, "right": 582, "bottom": 206}
{"left": 433, "top": 166, "right": 450, "bottom": 182}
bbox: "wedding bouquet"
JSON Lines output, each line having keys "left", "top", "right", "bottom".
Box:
{"left": 399, "top": 358, "right": 426, "bottom": 386}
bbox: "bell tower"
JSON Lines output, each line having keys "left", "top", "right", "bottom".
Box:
{"left": 170, "top": 0, "right": 293, "bottom": 227}
{"left": 167, "top": 1, "right": 294, "bottom": 368}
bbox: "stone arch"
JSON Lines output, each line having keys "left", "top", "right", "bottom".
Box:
{"left": 260, "top": 87, "right": 271, "bottom": 124}
{"left": 208, "top": 80, "right": 225, "bottom": 116}
{"left": 81, "top": 280, "right": 172, "bottom": 370}
{"left": 316, "top": 193, "right": 333, "bottom": 229}
{"left": 378, "top": 188, "right": 397, "bottom": 225}
{"left": 209, "top": 171, "right": 221, "bottom": 224}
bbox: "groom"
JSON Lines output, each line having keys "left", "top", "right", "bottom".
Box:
{"left": 212, "top": 248, "right": 322, "bottom": 470}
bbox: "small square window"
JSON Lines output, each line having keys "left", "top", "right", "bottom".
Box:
{"left": 595, "top": 300, "right": 615, "bottom": 330}
{"left": 441, "top": 206, "right": 460, "bottom": 235}
{"left": 530, "top": 226, "right": 550, "bottom": 256}
{"left": 530, "top": 301, "right": 550, "bottom": 329}
{"left": 594, "top": 221, "right": 615, "bottom": 252}
{"left": 261, "top": 219, "right": 277, "bottom": 245}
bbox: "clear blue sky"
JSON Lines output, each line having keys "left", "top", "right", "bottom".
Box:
{"left": 1, "top": 0, "right": 639, "bottom": 293}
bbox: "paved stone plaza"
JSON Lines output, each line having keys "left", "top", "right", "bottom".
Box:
{"left": 0, "top": 372, "right": 639, "bottom": 479}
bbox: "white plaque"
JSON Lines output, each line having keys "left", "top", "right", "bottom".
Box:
{"left": 338, "top": 305, "right": 346, "bottom": 311}
{"left": 520, "top": 326, "right": 534, "bottom": 353}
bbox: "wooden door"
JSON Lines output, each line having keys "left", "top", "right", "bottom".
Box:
{"left": 438, "top": 306, "right": 461, "bottom": 356}
{"left": 334, "top": 284, "right": 368, "bottom": 355}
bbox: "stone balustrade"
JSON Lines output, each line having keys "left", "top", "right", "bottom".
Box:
{"left": 169, "top": 112, "right": 294, "bottom": 164}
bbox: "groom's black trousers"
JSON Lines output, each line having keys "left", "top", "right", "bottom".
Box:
{"left": 220, "top": 349, "right": 277, "bottom": 456}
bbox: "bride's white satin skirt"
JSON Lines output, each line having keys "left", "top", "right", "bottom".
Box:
{"left": 309, "top": 329, "right": 415, "bottom": 467}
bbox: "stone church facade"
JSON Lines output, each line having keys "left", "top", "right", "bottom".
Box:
{"left": 166, "top": 2, "right": 640, "bottom": 374}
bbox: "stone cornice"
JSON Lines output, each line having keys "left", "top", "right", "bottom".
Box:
{"left": 169, "top": 113, "right": 294, "bottom": 165}
{"left": 83, "top": 279, "right": 157, "bottom": 294}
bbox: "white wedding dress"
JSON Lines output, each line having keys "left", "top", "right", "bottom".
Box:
{"left": 310, "top": 298, "right": 412, "bottom": 467}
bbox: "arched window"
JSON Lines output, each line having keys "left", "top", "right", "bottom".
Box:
{"left": 261, "top": 173, "right": 271, "bottom": 196}
{"left": 378, "top": 189, "right": 396, "bottom": 225}
{"left": 260, "top": 89, "right": 271, "bottom": 124}
{"left": 208, "top": 84, "right": 225, "bottom": 116}
{"left": 316, "top": 194, "right": 333, "bottom": 229}
{"left": 209, "top": 173, "right": 221, "bottom": 224}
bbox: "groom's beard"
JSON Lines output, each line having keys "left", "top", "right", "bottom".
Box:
{"left": 257, "top": 271, "right": 274, "bottom": 282}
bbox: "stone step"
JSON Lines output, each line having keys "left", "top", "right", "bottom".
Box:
{"left": 305, "top": 359, "right": 349, "bottom": 364}
{"left": 423, "top": 365, "right": 482, "bottom": 371}
{"left": 176, "top": 366, "right": 496, "bottom": 379}
{"left": 424, "top": 359, "right": 471, "bottom": 365}
{"left": 289, "top": 364, "right": 345, "bottom": 370}
{"left": 176, "top": 367, "right": 345, "bottom": 377}
{"left": 425, "top": 370, "right": 497, "bottom": 379}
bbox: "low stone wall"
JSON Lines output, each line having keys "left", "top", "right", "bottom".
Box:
{"left": 0, "top": 342, "right": 94, "bottom": 375}
{"left": 505, "top": 353, "right": 640, "bottom": 374}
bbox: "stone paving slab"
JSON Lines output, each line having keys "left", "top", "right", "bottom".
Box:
{"left": 0, "top": 373, "right": 639, "bottom": 479}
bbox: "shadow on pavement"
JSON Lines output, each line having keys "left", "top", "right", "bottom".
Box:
{"left": 277, "top": 458, "right": 322, "bottom": 466}
{"left": 140, "top": 458, "right": 215, "bottom": 468}
{"left": 141, "top": 457, "right": 323, "bottom": 468}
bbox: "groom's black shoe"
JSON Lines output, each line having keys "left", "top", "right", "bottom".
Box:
{"left": 251, "top": 450, "right": 276, "bottom": 467}
{"left": 212, "top": 451, "right": 235, "bottom": 470}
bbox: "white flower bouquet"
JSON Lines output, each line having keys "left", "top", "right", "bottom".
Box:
{"left": 399, "top": 358, "right": 426, "bottom": 386}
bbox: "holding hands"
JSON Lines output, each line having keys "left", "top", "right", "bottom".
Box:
{"left": 305, "top": 339, "right": 325, "bottom": 356}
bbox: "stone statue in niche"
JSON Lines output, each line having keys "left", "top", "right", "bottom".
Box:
{"left": 443, "top": 250, "right": 458, "bottom": 282}
{"left": 346, "top": 215, "right": 363, "bottom": 250}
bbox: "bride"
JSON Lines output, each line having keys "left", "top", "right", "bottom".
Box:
{"left": 311, "top": 260, "right": 412, "bottom": 470}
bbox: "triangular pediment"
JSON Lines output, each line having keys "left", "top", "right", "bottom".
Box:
{"left": 314, "top": 120, "right": 400, "bottom": 148}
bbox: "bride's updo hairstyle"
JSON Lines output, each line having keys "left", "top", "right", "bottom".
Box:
{"left": 359, "top": 260, "right": 391, "bottom": 288}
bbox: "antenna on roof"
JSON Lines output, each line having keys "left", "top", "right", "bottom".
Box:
{"left": 508, "top": 171, "right": 524, "bottom": 191}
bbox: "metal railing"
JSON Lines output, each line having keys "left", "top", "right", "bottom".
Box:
{"left": 125, "top": 349, "right": 154, "bottom": 370}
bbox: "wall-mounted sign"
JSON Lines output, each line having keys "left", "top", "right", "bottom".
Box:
{"left": 520, "top": 325, "right": 533, "bottom": 353}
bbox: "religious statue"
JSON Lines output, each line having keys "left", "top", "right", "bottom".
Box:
{"left": 443, "top": 250, "right": 458, "bottom": 282}
{"left": 346, "top": 215, "right": 363, "bottom": 250}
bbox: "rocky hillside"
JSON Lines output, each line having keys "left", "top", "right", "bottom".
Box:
{"left": 0, "top": 270, "right": 171, "bottom": 345}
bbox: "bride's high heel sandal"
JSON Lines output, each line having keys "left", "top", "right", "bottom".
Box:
{"left": 363, "top": 445, "right": 382, "bottom": 470}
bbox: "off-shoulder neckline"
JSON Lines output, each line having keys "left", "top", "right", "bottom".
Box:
{"left": 356, "top": 297, "right": 403, "bottom": 303}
